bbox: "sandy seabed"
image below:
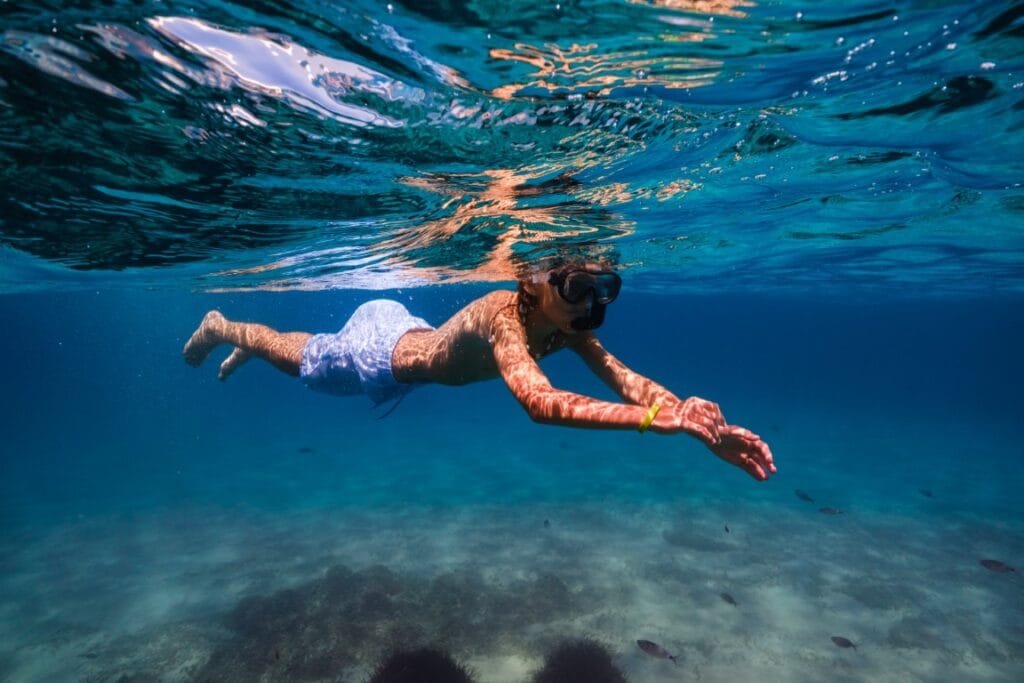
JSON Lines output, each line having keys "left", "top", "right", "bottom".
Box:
{"left": 1, "top": 494, "right": 1021, "bottom": 683}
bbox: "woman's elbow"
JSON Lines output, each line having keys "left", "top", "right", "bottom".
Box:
{"left": 522, "top": 390, "right": 559, "bottom": 424}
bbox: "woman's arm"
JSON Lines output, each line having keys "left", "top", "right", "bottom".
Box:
{"left": 491, "top": 308, "right": 652, "bottom": 430}
{"left": 571, "top": 332, "right": 728, "bottom": 442}
{"left": 571, "top": 333, "right": 777, "bottom": 481}
{"left": 570, "top": 333, "right": 684, "bottom": 408}
{"left": 490, "top": 307, "right": 720, "bottom": 439}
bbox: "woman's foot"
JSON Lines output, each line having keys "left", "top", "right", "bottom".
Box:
{"left": 218, "top": 347, "right": 251, "bottom": 380}
{"left": 183, "top": 311, "right": 226, "bottom": 367}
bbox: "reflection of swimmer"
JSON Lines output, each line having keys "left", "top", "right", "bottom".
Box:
{"left": 183, "top": 259, "right": 775, "bottom": 481}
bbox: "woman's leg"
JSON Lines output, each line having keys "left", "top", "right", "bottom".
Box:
{"left": 217, "top": 347, "right": 251, "bottom": 380}
{"left": 183, "top": 311, "right": 312, "bottom": 377}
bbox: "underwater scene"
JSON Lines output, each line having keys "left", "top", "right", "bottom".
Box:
{"left": 1, "top": 0, "right": 1023, "bottom": 681}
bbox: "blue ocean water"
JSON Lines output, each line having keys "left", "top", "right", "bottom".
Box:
{"left": 2, "top": 1, "right": 1023, "bottom": 681}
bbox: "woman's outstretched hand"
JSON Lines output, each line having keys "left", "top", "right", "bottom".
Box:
{"left": 709, "top": 425, "right": 775, "bottom": 481}
{"left": 650, "top": 397, "right": 776, "bottom": 481}
{"left": 650, "top": 396, "right": 726, "bottom": 442}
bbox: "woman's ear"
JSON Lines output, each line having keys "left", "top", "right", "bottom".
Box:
{"left": 520, "top": 272, "right": 547, "bottom": 298}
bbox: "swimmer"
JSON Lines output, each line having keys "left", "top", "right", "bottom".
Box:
{"left": 183, "top": 261, "right": 775, "bottom": 481}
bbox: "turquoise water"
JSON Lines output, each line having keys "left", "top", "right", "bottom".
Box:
{"left": 2, "top": 1, "right": 1024, "bottom": 682}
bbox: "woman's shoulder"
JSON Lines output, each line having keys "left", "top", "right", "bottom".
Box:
{"left": 475, "top": 289, "right": 518, "bottom": 325}
{"left": 478, "top": 289, "right": 517, "bottom": 308}
{"left": 453, "top": 288, "right": 515, "bottom": 315}
{"left": 467, "top": 289, "right": 520, "bottom": 338}
{"left": 438, "top": 289, "right": 518, "bottom": 335}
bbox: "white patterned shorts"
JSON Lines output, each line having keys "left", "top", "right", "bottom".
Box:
{"left": 299, "top": 300, "right": 433, "bottom": 404}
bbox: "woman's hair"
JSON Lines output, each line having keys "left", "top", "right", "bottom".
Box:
{"left": 515, "top": 277, "right": 540, "bottom": 326}
{"left": 509, "top": 247, "right": 620, "bottom": 354}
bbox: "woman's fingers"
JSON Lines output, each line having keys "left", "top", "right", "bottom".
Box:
{"left": 700, "top": 414, "right": 720, "bottom": 434}
{"left": 747, "top": 459, "right": 768, "bottom": 481}
{"left": 734, "top": 451, "right": 768, "bottom": 481}
{"left": 759, "top": 442, "right": 776, "bottom": 473}
{"left": 726, "top": 426, "right": 758, "bottom": 441}
{"left": 692, "top": 425, "right": 715, "bottom": 443}
{"left": 719, "top": 428, "right": 775, "bottom": 480}
{"left": 684, "top": 420, "right": 718, "bottom": 444}
{"left": 742, "top": 435, "right": 775, "bottom": 474}
{"left": 699, "top": 402, "right": 725, "bottom": 427}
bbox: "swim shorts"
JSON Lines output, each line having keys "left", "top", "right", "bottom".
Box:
{"left": 299, "top": 299, "right": 434, "bottom": 404}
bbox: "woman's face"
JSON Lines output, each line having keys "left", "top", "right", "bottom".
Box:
{"left": 529, "top": 264, "right": 618, "bottom": 333}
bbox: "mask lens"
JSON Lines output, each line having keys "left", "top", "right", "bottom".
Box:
{"left": 561, "top": 271, "right": 621, "bottom": 304}
{"left": 594, "top": 272, "right": 621, "bottom": 303}
{"left": 560, "top": 272, "right": 591, "bottom": 303}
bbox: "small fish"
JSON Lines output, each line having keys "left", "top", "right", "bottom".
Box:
{"left": 543, "top": 519, "right": 550, "bottom": 529}
{"left": 78, "top": 652, "right": 98, "bottom": 659}
{"left": 724, "top": 524, "right": 730, "bottom": 533}
{"left": 274, "top": 649, "right": 281, "bottom": 661}
{"left": 637, "top": 639, "right": 679, "bottom": 665}
{"left": 298, "top": 446, "right": 314, "bottom": 454}
{"left": 720, "top": 592, "right": 737, "bottom": 606}
{"left": 795, "top": 489, "right": 815, "bottom": 503}
{"left": 818, "top": 507, "right": 843, "bottom": 515}
{"left": 980, "top": 559, "right": 1016, "bottom": 573}
{"left": 831, "top": 636, "right": 856, "bottom": 649}
{"left": 919, "top": 488, "right": 934, "bottom": 498}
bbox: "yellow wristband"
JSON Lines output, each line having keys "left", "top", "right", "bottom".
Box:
{"left": 638, "top": 403, "right": 661, "bottom": 433}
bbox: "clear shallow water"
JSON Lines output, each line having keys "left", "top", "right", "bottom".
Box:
{"left": 1, "top": 1, "right": 1024, "bottom": 682}
{"left": 2, "top": 287, "right": 1022, "bottom": 681}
